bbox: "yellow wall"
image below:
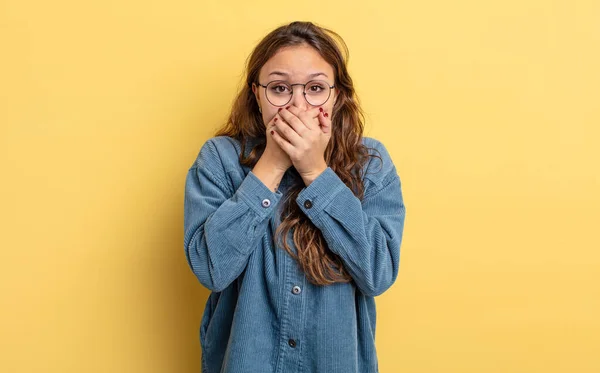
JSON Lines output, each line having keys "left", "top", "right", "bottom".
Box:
{"left": 1, "top": 1, "right": 598, "bottom": 372}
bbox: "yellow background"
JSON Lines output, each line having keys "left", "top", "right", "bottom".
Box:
{"left": 1, "top": 0, "right": 598, "bottom": 372}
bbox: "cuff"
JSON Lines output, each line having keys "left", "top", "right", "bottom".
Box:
{"left": 237, "top": 170, "right": 283, "bottom": 220}
{"left": 296, "top": 167, "right": 346, "bottom": 221}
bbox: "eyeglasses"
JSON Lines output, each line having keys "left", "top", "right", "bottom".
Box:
{"left": 255, "top": 80, "right": 335, "bottom": 107}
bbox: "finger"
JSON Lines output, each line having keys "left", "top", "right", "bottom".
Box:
{"left": 283, "top": 106, "right": 320, "bottom": 130}
{"left": 317, "top": 110, "right": 332, "bottom": 134}
{"left": 285, "top": 105, "right": 321, "bottom": 119}
{"left": 270, "top": 125, "right": 294, "bottom": 154}
{"left": 266, "top": 113, "right": 279, "bottom": 132}
{"left": 278, "top": 108, "right": 310, "bottom": 138}
{"left": 274, "top": 112, "right": 303, "bottom": 146}
{"left": 298, "top": 108, "right": 321, "bottom": 130}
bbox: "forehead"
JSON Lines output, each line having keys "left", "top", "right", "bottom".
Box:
{"left": 260, "top": 44, "right": 334, "bottom": 81}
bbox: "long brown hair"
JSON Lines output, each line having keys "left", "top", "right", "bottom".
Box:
{"left": 215, "top": 21, "right": 381, "bottom": 286}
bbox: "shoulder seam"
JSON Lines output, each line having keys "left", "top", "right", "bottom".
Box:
{"left": 191, "top": 138, "right": 232, "bottom": 193}
{"left": 363, "top": 169, "right": 399, "bottom": 201}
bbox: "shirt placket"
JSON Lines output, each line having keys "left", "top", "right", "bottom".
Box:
{"left": 275, "top": 230, "right": 307, "bottom": 373}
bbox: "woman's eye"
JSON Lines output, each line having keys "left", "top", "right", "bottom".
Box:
{"left": 271, "top": 85, "right": 290, "bottom": 93}
{"left": 309, "top": 85, "right": 324, "bottom": 92}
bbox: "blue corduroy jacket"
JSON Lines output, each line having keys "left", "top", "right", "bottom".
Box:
{"left": 184, "top": 135, "right": 406, "bottom": 373}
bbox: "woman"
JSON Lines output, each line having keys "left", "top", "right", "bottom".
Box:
{"left": 184, "top": 21, "right": 406, "bottom": 373}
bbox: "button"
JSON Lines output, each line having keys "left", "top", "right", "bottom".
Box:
{"left": 261, "top": 199, "right": 271, "bottom": 208}
{"left": 288, "top": 338, "right": 296, "bottom": 348}
{"left": 303, "top": 200, "right": 312, "bottom": 209}
{"left": 292, "top": 286, "right": 301, "bottom": 295}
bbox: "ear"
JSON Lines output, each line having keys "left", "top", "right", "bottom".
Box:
{"left": 252, "top": 82, "right": 261, "bottom": 104}
{"left": 252, "top": 82, "right": 263, "bottom": 113}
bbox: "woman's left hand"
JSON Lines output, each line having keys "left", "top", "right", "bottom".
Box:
{"left": 271, "top": 105, "right": 332, "bottom": 184}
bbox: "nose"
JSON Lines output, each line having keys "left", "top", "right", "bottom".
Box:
{"left": 289, "top": 85, "right": 309, "bottom": 110}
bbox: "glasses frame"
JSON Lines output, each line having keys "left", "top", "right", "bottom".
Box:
{"left": 256, "top": 79, "right": 336, "bottom": 107}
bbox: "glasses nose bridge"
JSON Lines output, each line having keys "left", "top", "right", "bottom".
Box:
{"left": 289, "top": 83, "right": 308, "bottom": 107}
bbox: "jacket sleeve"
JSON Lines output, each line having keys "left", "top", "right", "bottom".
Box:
{"left": 184, "top": 138, "right": 283, "bottom": 292}
{"left": 295, "top": 143, "right": 406, "bottom": 297}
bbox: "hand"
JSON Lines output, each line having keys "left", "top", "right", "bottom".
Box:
{"left": 262, "top": 112, "right": 293, "bottom": 172}
{"left": 271, "top": 105, "right": 332, "bottom": 183}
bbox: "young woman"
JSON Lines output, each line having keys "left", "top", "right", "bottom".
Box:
{"left": 184, "top": 21, "right": 406, "bottom": 373}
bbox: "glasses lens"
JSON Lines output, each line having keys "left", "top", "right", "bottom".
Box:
{"left": 305, "top": 80, "right": 331, "bottom": 106}
{"left": 266, "top": 81, "right": 292, "bottom": 106}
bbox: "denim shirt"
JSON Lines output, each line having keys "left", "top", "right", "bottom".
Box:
{"left": 183, "top": 135, "right": 406, "bottom": 373}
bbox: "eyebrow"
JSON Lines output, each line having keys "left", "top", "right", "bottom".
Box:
{"left": 268, "top": 71, "right": 329, "bottom": 79}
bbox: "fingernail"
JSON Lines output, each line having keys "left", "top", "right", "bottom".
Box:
{"left": 324, "top": 112, "right": 329, "bottom": 117}
{"left": 274, "top": 117, "right": 278, "bottom": 122}
{"left": 270, "top": 130, "right": 274, "bottom": 135}
{"left": 319, "top": 107, "right": 323, "bottom": 112}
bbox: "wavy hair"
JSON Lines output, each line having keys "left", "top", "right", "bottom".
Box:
{"left": 214, "top": 21, "right": 381, "bottom": 286}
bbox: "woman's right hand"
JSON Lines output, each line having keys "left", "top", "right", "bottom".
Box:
{"left": 263, "top": 111, "right": 293, "bottom": 172}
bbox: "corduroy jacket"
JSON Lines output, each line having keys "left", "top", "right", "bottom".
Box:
{"left": 184, "top": 135, "right": 406, "bottom": 373}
